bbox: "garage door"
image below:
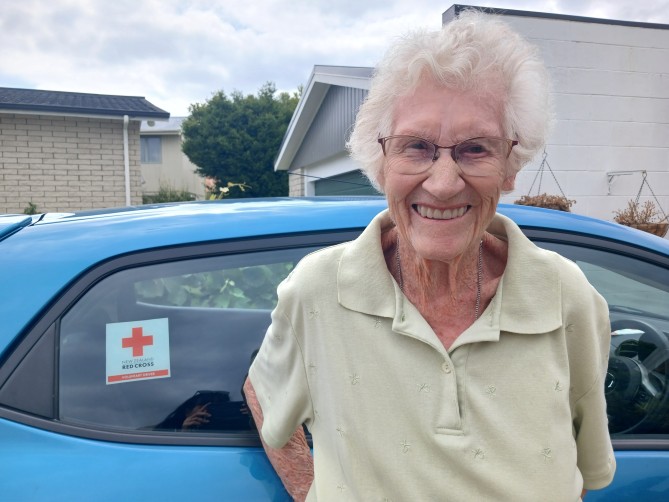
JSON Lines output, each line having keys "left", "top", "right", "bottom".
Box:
{"left": 314, "top": 171, "right": 380, "bottom": 196}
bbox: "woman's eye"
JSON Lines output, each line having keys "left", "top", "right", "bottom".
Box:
{"left": 405, "top": 140, "right": 430, "bottom": 151}
{"left": 457, "top": 141, "right": 490, "bottom": 157}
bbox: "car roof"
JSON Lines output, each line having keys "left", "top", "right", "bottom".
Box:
{"left": 0, "top": 214, "right": 34, "bottom": 241}
{"left": 1, "top": 197, "right": 667, "bottom": 351}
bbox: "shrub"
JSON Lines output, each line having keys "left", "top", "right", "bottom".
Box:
{"left": 206, "top": 181, "right": 251, "bottom": 200}
{"left": 23, "top": 202, "right": 39, "bottom": 215}
{"left": 143, "top": 183, "right": 196, "bottom": 204}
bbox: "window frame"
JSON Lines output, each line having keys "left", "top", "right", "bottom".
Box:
{"left": 140, "top": 136, "right": 162, "bottom": 164}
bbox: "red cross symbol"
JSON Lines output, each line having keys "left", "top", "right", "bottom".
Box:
{"left": 122, "top": 327, "right": 154, "bottom": 357}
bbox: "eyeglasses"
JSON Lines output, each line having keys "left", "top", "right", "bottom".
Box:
{"left": 377, "top": 135, "right": 518, "bottom": 176}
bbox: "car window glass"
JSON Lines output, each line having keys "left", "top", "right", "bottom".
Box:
{"left": 539, "top": 241, "right": 669, "bottom": 437}
{"left": 134, "top": 261, "right": 291, "bottom": 309}
{"left": 58, "top": 246, "right": 317, "bottom": 434}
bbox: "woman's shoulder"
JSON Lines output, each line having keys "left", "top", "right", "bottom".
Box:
{"left": 535, "top": 247, "right": 609, "bottom": 318}
{"left": 298, "top": 240, "right": 349, "bottom": 271}
{"left": 278, "top": 241, "right": 350, "bottom": 293}
{"left": 540, "top": 246, "right": 593, "bottom": 287}
{"left": 497, "top": 213, "right": 603, "bottom": 308}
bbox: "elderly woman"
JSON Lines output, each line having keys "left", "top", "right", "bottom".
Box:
{"left": 244, "top": 10, "right": 615, "bottom": 501}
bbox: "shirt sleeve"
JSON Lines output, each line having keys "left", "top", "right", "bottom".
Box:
{"left": 248, "top": 292, "right": 313, "bottom": 449}
{"left": 569, "top": 285, "right": 617, "bottom": 490}
{"left": 573, "top": 377, "right": 616, "bottom": 489}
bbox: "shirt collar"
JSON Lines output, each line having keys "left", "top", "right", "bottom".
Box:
{"left": 487, "top": 213, "right": 563, "bottom": 334}
{"left": 338, "top": 210, "right": 563, "bottom": 348}
{"left": 338, "top": 210, "right": 397, "bottom": 318}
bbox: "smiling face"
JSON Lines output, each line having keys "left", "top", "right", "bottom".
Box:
{"left": 377, "top": 79, "right": 516, "bottom": 263}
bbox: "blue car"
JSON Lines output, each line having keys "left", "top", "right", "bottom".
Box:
{"left": 0, "top": 197, "right": 667, "bottom": 501}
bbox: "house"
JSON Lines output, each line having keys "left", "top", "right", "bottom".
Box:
{"left": 140, "top": 117, "right": 206, "bottom": 201}
{"left": 276, "top": 65, "right": 377, "bottom": 197}
{"left": 275, "top": 5, "right": 669, "bottom": 226}
{"left": 0, "top": 87, "right": 169, "bottom": 214}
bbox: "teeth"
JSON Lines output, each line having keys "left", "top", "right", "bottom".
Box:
{"left": 416, "top": 205, "right": 467, "bottom": 220}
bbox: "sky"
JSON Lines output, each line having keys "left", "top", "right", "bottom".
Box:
{"left": 1, "top": 0, "right": 668, "bottom": 116}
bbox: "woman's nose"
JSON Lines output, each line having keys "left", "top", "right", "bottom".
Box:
{"left": 421, "top": 154, "right": 466, "bottom": 197}
{"left": 431, "top": 146, "right": 456, "bottom": 163}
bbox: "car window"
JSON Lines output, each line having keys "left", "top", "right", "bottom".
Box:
{"left": 58, "top": 246, "right": 317, "bottom": 434}
{"left": 539, "top": 241, "right": 669, "bottom": 437}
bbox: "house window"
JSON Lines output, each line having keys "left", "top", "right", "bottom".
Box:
{"left": 141, "top": 136, "right": 162, "bottom": 163}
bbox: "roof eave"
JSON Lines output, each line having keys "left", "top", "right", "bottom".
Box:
{"left": 274, "top": 65, "right": 371, "bottom": 172}
{"left": 140, "top": 130, "right": 181, "bottom": 136}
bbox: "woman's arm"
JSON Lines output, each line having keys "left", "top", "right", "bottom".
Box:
{"left": 243, "top": 377, "right": 314, "bottom": 502}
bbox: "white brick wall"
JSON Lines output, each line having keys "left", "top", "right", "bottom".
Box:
{"left": 289, "top": 167, "right": 305, "bottom": 196}
{"left": 499, "top": 17, "right": 669, "bottom": 225}
{"left": 0, "top": 114, "right": 142, "bottom": 214}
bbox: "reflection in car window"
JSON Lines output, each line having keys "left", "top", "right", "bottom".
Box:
{"left": 539, "top": 241, "right": 669, "bottom": 437}
{"left": 134, "top": 262, "right": 293, "bottom": 309}
{"left": 58, "top": 247, "right": 316, "bottom": 434}
{"left": 577, "top": 262, "right": 669, "bottom": 321}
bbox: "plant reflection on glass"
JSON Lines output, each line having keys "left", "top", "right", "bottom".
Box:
{"left": 134, "top": 262, "right": 294, "bottom": 309}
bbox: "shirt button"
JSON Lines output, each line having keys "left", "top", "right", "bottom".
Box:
{"left": 441, "top": 362, "right": 452, "bottom": 374}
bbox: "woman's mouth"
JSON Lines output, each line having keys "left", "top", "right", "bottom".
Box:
{"left": 413, "top": 204, "right": 469, "bottom": 220}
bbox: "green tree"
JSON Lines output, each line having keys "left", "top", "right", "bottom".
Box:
{"left": 181, "top": 82, "right": 300, "bottom": 198}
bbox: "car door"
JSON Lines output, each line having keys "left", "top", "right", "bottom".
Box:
{"left": 2, "top": 218, "right": 668, "bottom": 500}
{"left": 528, "top": 229, "right": 669, "bottom": 501}
{"left": 0, "top": 230, "right": 360, "bottom": 502}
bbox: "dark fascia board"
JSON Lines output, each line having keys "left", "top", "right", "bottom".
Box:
{"left": 274, "top": 65, "right": 372, "bottom": 171}
{"left": 443, "top": 4, "right": 669, "bottom": 30}
{"left": 0, "top": 87, "right": 170, "bottom": 120}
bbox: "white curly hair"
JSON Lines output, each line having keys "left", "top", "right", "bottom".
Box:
{"left": 347, "top": 10, "right": 553, "bottom": 192}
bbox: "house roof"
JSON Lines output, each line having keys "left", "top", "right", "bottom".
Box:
{"left": 446, "top": 4, "right": 669, "bottom": 29}
{"left": 0, "top": 87, "right": 170, "bottom": 120}
{"left": 274, "top": 65, "right": 372, "bottom": 171}
{"left": 140, "top": 116, "right": 185, "bottom": 135}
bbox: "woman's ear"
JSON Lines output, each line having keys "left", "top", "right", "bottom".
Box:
{"left": 502, "top": 173, "right": 516, "bottom": 192}
{"left": 375, "top": 165, "right": 386, "bottom": 192}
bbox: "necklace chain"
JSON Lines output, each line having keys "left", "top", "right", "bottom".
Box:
{"left": 395, "top": 237, "right": 484, "bottom": 321}
{"left": 395, "top": 235, "right": 404, "bottom": 294}
{"left": 474, "top": 239, "right": 483, "bottom": 320}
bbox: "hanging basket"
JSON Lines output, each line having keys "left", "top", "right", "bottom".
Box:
{"left": 514, "top": 194, "right": 575, "bottom": 212}
{"left": 629, "top": 222, "right": 669, "bottom": 238}
{"left": 612, "top": 173, "right": 668, "bottom": 237}
{"left": 514, "top": 150, "right": 575, "bottom": 212}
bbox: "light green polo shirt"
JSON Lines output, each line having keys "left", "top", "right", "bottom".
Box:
{"left": 249, "top": 210, "right": 615, "bottom": 501}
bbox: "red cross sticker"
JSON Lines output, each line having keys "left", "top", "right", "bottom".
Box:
{"left": 122, "top": 327, "right": 154, "bottom": 357}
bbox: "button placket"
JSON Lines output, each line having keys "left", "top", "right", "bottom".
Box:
{"left": 434, "top": 354, "right": 463, "bottom": 434}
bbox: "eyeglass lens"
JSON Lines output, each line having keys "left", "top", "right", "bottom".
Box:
{"left": 381, "top": 136, "right": 511, "bottom": 176}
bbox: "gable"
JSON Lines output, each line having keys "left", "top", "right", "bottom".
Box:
{"left": 291, "top": 85, "right": 367, "bottom": 170}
